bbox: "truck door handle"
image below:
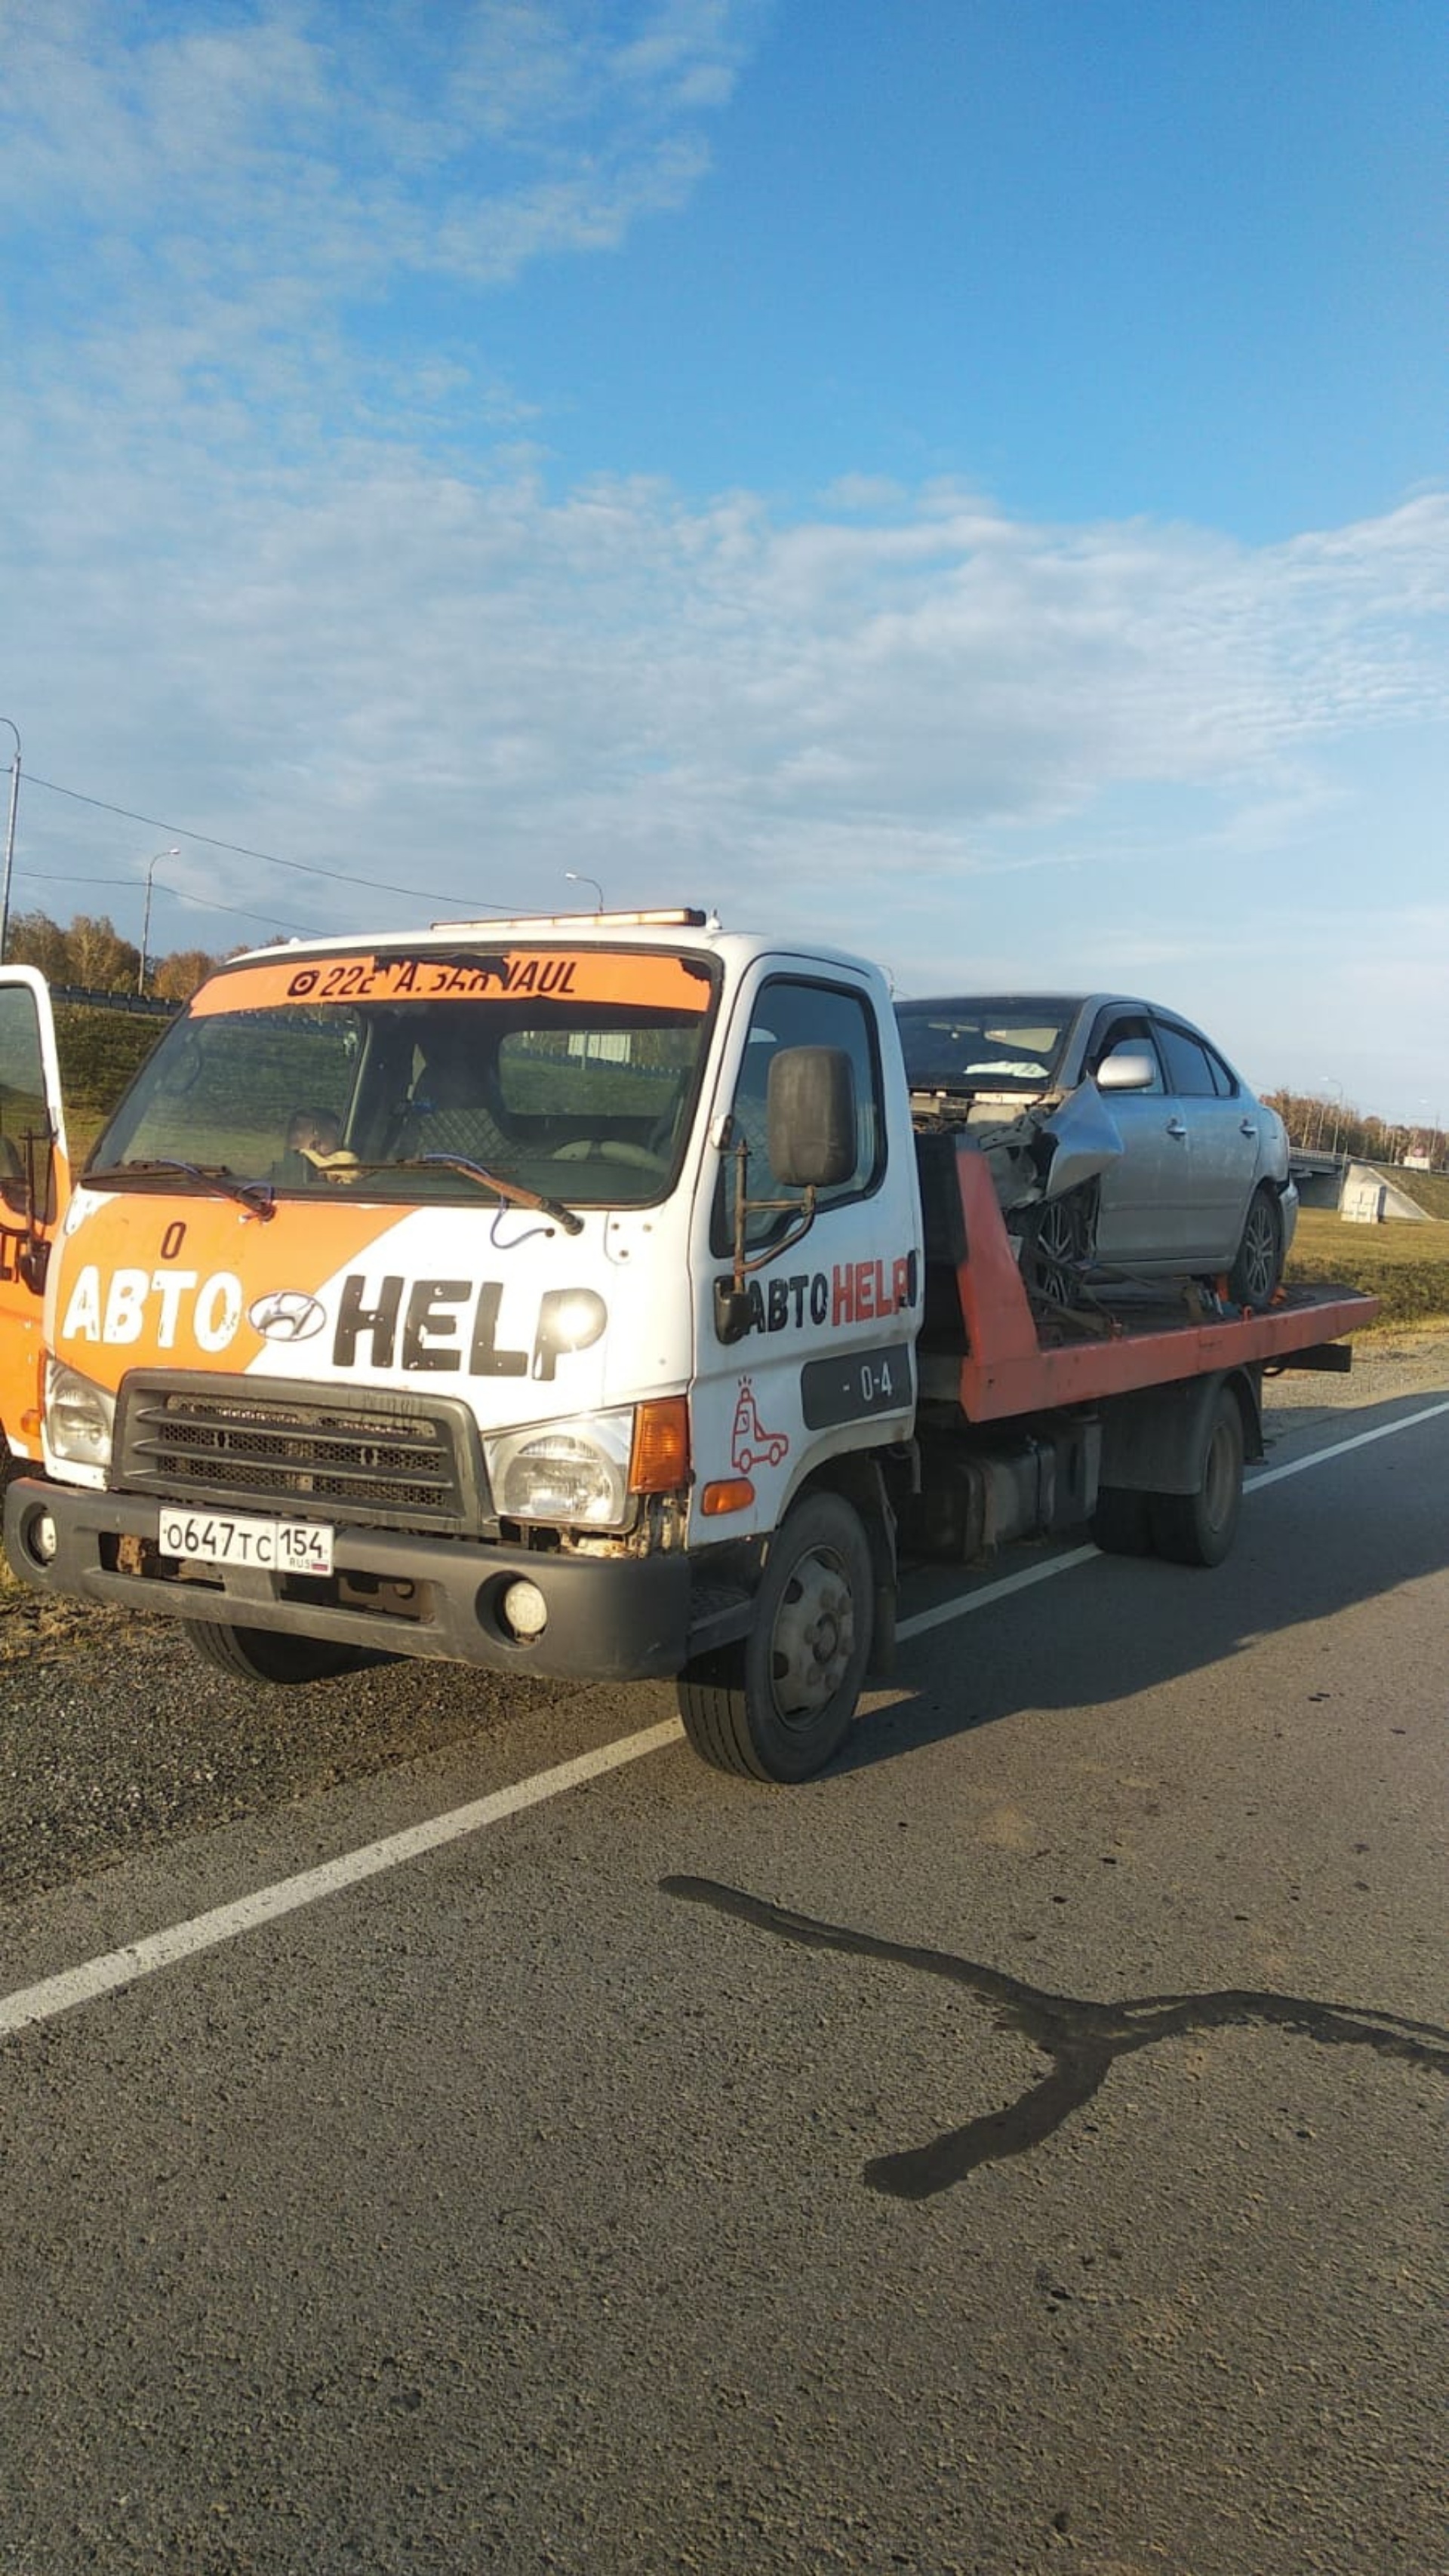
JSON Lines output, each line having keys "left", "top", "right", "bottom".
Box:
{"left": 1239, "top": 1119, "right": 1257, "bottom": 1137}
{"left": 1165, "top": 1118, "right": 1188, "bottom": 1139}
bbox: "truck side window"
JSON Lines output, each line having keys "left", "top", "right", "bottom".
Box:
{"left": 714, "top": 978, "right": 883, "bottom": 1255}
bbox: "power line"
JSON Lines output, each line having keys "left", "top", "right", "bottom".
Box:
{"left": 13, "top": 868, "right": 308, "bottom": 936}
{"left": 23, "top": 771, "right": 518, "bottom": 915}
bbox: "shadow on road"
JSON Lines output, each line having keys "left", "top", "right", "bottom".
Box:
{"left": 834, "top": 1384, "right": 1449, "bottom": 1779}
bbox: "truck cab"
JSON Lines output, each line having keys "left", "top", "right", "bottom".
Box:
{"left": 2, "top": 913, "right": 920, "bottom": 1778}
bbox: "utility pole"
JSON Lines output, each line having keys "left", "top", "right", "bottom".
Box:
{"left": 0, "top": 718, "right": 20, "bottom": 964}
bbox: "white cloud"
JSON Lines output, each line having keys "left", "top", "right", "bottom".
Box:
{"left": 0, "top": 0, "right": 755, "bottom": 297}
{"left": 0, "top": 3, "right": 1444, "bottom": 1117}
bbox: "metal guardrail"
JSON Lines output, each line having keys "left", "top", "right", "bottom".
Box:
{"left": 49, "top": 985, "right": 181, "bottom": 1019}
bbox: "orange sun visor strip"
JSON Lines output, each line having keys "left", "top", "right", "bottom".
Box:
{"left": 191, "top": 949, "right": 714, "bottom": 1018}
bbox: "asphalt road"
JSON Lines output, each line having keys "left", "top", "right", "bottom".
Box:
{"left": 2, "top": 1361, "right": 1446, "bottom": 2576}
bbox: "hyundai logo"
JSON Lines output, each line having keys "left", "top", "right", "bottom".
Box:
{"left": 248, "top": 1290, "right": 328, "bottom": 1344}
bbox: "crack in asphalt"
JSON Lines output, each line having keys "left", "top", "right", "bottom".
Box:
{"left": 661, "top": 1875, "right": 1449, "bottom": 2200}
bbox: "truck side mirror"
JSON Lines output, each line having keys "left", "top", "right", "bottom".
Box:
{"left": 767, "top": 1046, "right": 856, "bottom": 1188}
{"left": 1095, "top": 1050, "right": 1155, "bottom": 1093}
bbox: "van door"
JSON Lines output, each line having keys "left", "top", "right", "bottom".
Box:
{"left": 0, "top": 969, "right": 69, "bottom": 1460}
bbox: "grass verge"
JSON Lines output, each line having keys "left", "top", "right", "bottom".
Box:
{"left": 1287, "top": 1208, "right": 1449, "bottom": 1326}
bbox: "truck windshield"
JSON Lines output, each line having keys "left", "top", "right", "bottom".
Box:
{"left": 88, "top": 945, "right": 718, "bottom": 1209}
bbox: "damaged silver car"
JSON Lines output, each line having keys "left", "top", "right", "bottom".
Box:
{"left": 894, "top": 993, "right": 1298, "bottom": 1311}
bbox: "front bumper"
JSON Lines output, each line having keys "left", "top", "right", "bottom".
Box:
{"left": 4, "top": 1478, "right": 708, "bottom": 1683}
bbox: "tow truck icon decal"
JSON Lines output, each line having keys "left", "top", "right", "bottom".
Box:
{"left": 731, "top": 1376, "right": 789, "bottom": 1475}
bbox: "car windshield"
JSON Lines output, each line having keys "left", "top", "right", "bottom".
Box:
{"left": 88, "top": 944, "right": 718, "bottom": 1209}
{"left": 894, "top": 996, "right": 1077, "bottom": 1095}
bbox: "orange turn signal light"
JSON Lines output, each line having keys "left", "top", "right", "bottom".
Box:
{"left": 629, "top": 1396, "right": 691, "bottom": 1493}
{"left": 700, "top": 1477, "right": 755, "bottom": 1517}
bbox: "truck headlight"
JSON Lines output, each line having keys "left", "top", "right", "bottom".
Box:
{"left": 486, "top": 1410, "right": 634, "bottom": 1530}
{"left": 45, "top": 1359, "right": 116, "bottom": 1468}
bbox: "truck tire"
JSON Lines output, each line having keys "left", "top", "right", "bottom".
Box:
{"left": 1147, "top": 1385, "right": 1244, "bottom": 1568}
{"left": 1226, "top": 1183, "right": 1284, "bottom": 1308}
{"left": 675, "top": 1491, "right": 874, "bottom": 1782}
{"left": 183, "top": 1621, "right": 365, "bottom": 1685}
{"left": 1091, "top": 1485, "right": 1154, "bottom": 1556}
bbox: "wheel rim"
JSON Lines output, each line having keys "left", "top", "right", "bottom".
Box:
{"left": 768, "top": 1545, "right": 857, "bottom": 1726}
{"left": 1031, "top": 1193, "right": 1088, "bottom": 1302}
{"left": 1241, "top": 1198, "right": 1278, "bottom": 1302}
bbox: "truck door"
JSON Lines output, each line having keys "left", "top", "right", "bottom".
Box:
{"left": 688, "top": 969, "right": 918, "bottom": 1535}
{"left": 0, "top": 969, "right": 69, "bottom": 1462}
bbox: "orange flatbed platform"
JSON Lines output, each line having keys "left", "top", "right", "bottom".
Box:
{"left": 928, "top": 1149, "right": 1378, "bottom": 1424}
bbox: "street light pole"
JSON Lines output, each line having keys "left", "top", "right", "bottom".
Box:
{"left": 1321, "top": 1077, "right": 1345, "bottom": 1162}
{"left": 0, "top": 718, "right": 20, "bottom": 965}
{"left": 565, "top": 871, "right": 605, "bottom": 912}
{"left": 138, "top": 847, "right": 181, "bottom": 994}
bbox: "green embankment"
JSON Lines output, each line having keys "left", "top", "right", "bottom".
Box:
{"left": 54, "top": 1005, "right": 168, "bottom": 1160}
{"left": 1287, "top": 1207, "right": 1449, "bottom": 1327}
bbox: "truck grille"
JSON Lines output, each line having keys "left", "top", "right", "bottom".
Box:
{"left": 115, "top": 1374, "right": 484, "bottom": 1532}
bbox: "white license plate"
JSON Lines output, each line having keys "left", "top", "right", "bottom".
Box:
{"left": 158, "top": 1508, "right": 334, "bottom": 1575}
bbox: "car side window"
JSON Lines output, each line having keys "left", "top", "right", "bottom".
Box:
{"left": 1155, "top": 1024, "right": 1220, "bottom": 1099}
{"left": 713, "top": 977, "right": 883, "bottom": 1255}
{"left": 1202, "top": 1043, "right": 1238, "bottom": 1099}
{"left": 1090, "top": 1013, "right": 1164, "bottom": 1094}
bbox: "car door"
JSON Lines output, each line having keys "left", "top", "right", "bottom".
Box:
{"left": 1151, "top": 1019, "right": 1260, "bottom": 1267}
{"left": 0, "top": 968, "right": 70, "bottom": 1460}
{"left": 1087, "top": 1010, "right": 1196, "bottom": 1268}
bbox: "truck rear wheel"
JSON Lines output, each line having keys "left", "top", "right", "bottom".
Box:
{"left": 675, "top": 1491, "right": 873, "bottom": 1782}
{"left": 183, "top": 1621, "right": 365, "bottom": 1686}
{"left": 1148, "top": 1386, "right": 1244, "bottom": 1568}
{"left": 1091, "top": 1485, "right": 1154, "bottom": 1555}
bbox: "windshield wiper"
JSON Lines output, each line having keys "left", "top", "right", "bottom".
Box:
{"left": 85, "top": 1160, "right": 276, "bottom": 1220}
{"left": 326, "top": 1153, "right": 585, "bottom": 1235}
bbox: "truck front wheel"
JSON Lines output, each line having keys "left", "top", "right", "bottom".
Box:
{"left": 183, "top": 1622, "right": 366, "bottom": 1686}
{"left": 676, "top": 1492, "right": 874, "bottom": 1782}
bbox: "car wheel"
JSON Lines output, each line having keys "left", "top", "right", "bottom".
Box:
{"left": 1226, "top": 1184, "right": 1284, "bottom": 1308}
{"left": 675, "top": 1491, "right": 873, "bottom": 1781}
{"left": 183, "top": 1622, "right": 365, "bottom": 1685}
{"left": 1023, "top": 1184, "right": 1096, "bottom": 1306}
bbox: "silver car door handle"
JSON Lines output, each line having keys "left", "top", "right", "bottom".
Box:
{"left": 1239, "top": 1118, "right": 1257, "bottom": 1136}
{"left": 1165, "top": 1117, "right": 1188, "bottom": 1139}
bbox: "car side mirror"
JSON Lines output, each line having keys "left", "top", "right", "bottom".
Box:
{"left": 1095, "top": 1050, "right": 1156, "bottom": 1093}
{"left": 767, "top": 1046, "right": 857, "bottom": 1187}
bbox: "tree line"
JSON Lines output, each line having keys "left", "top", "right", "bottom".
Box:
{"left": 1263, "top": 1089, "right": 1444, "bottom": 1169}
{"left": 4, "top": 913, "right": 1442, "bottom": 1170}
{"left": 5, "top": 908, "right": 220, "bottom": 1001}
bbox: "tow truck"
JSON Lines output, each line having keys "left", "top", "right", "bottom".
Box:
{"left": 0, "top": 920, "right": 1374, "bottom": 1781}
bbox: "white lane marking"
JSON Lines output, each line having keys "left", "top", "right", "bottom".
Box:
{"left": 2, "top": 1393, "right": 1445, "bottom": 2040}
{"left": 1247, "top": 1395, "right": 1449, "bottom": 1489}
{"left": 896, "top": 1546, "right": 1100, "bottom": 1640}
{"left": 0, "top": 1720, "right": 684, "bottom": 2040}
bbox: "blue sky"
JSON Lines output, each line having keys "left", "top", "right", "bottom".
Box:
{"left": 1, "top": 0, "right": 1444, "bottom": 1123}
